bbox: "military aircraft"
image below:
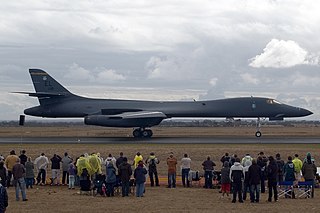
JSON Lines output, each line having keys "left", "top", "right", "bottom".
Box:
{"left": 17, "top": 69, "right": 312, "bottom": 138}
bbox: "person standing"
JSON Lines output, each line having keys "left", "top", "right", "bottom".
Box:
{"left": 5, "top": 150, "right": 19, "bottom": 187}
{"left": 134, "top": 160, "right": 147, "bottom": 197}
{"left": 0, "top": 162, "right": 7, "bottom": 187}
{"left": 267, "top": 156, "right": 278, "bottom": 202}
{"left": 167, "top": 152, "right": 178, "bottom": 188}
{"left": 0, "top": 178, "right": 8, "bottom": 213}
{"left": 275, "top": 153, "right": 285, "bottom": 183}
{"left": 116, "top": 152, "right": 124, "bottom": 169}
{"left": 220, "top": 161, "right": 231, "bottom": 198}
{"left": 118, "top": 157, "right": 132, "bottom": 197}
{"left": 34, "top": 153, "right": 49, "bottom": 185}
{"left": 292, "top": 154, "right": 303, "bottom": 182}
{"left": 133, "top": 152, "right": 143, "bottom": 169}
{"left": 68, "top": 162, "right": 76, "bottom": 190}
{"left": 145, "top": 152, "right": 160, "bottom": 187}
{"left": 257, "top": 152, "right": 268, "bottom": 193}
{"left": 202, "top": 156, "right": 216, "bottom": 189}
{"left": 181, "top": 154, "right": 191, "bottom": 187}
{"left": 19, "top": 150, "right": 28, "bottom": 166}
{"left": 243, "top": 159, "right": 252, "bottom": 200}
{"left": 283, "top": 156, "right": 296, "bottom": 198}
{"left": 25, "top": 157, "right": 34, "bottom": 189}
{"left": 301, "top": 154, "right": 317, "bottom": 198}
{"left": 248, "top": 159, "right": 261, "bottom": 203}
{"left": 50, "top": 154, "right": 62, "bottom": 186}
{"left": 229, "top": 157, "right": 244, "bottom": 203}
{"left": 61, "top": 152, "right": 73, "bottom": 186}
{"left": 12, "top": 159, "right": 27, "bottom": 201}
{"left": 105, "top": 163, "right": 116, "bottom": 197}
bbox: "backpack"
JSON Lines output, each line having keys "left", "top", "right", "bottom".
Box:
{"left": 149, "top": 158, "right": 157, "bottom": 169}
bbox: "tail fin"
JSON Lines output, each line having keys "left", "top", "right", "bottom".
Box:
{"left": 29, "top": 69, "right": 71, "bottom": 94}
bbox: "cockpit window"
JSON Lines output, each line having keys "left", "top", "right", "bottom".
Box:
{"left": 266, "top": 99, "right": 282, "bottom": 105}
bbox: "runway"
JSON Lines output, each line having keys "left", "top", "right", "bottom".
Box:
{"left": 0, "top": 137, "right": 319, "bottom": 144}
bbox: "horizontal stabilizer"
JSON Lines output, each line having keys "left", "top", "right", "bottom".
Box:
{"left": 12, "top": 92, "right": 65, "bottom": 97}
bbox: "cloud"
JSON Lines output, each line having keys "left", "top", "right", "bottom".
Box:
{"left": 209, "top": 78, "right": 218, "bottom": 86}
{"left": 97, "top": 69, "right": 126, "bottom": 82}
{"left": 65, "top": 63, "right": 95, "bottom": 82}
{"left": 249, "top": 39, "right": 320, "bottom": 68}
{"left": 240, "top": 73, "right": 259, "bottom": 85}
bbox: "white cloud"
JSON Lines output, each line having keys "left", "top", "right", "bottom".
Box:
{"left": 209, "top": 78, "right": 218, "bottom": 86}
{"left": 65, "top": 63, "right": 95, "bottom": 82}
{"left": 97, "top": 69, "right": 126, "bottom": 82}
{"left": 240, "top": 73, "right": 259, "bottom": 85}
{"left": 249, "top": 39, "right": 320, "bottom": 68}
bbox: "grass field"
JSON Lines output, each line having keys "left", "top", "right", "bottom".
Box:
{"left": 1, "top": 142, "right": 319, "bottom": 213}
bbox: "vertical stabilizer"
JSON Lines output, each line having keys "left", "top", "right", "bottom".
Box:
{"left": 29, "top": 69, "right": 71, "bottom": 94}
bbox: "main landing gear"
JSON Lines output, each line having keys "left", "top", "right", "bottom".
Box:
{"left": 255, "top": 117, "right": 262, "bottom": 137}
{"left": 133, "top": 128, "right": 153, "bottom": 138}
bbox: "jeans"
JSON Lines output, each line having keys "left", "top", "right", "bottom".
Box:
{"left": 149, "top": 170, "right": 159, "bottom": 186}
{"left": 136, "top": 183, "right": 145, "bottom": 197}
{"left": 62, "top": 171, "right": 69, "bottom": 184}
{"left": 15, "top": 178, "right": 27, "bottom": 201}
{"left": 168, "top": 173, "right": 176, "bottom": 188}
{"left": 122, "top": 181, "right": 130, "bottom": 196}
{"left": 250, "top": 184, "right": 260, "bottom": 202}
{"left": 182, "top": 168, "right": 190, "bottom": 187}
{"left": 36, "top": 169, "right": 46, "bottom": 184}
{"left": 25, "top": 178, "right": 34, "bottom": 189}
{"left": 204, "top": 171, "right": 213, "bottom": 188}
{"left": 243, "top": 182, "right": 250, "bottom": 200}
{"left": 68, "top": 175, "right": 75, "bottom": 189}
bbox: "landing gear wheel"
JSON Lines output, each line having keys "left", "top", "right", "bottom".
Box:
{"left": 133, "top": 129, "right": 141, "bottom": 138}
{"left": 255, "top": 131, "right": 262, "bottom": 137}
{"left": 146, "top": 129, "right": 153, "bottom": 137}
{"left": 142, "top": 130, "right": 149, "bottom": 137}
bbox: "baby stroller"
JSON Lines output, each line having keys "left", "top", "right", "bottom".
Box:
{"left": 93, "top": 174, "right": 106, "bottom": 196}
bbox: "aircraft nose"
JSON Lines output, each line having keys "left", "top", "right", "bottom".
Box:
{"left": 298, "top": 108, "right": 313, "bottom": 116}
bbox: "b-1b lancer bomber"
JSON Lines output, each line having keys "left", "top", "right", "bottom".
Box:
{"left": 17, "top": 69, "right": 312, "bottom": 138}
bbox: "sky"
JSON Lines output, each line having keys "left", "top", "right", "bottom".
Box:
{"left": 0, "top": 0, "right": 319, "bottom": 120}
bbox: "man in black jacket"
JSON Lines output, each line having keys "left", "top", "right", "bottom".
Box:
{"left": 257, "top": 152, "right": 268, "bottom": 193}
{"left": 248, "top": 159, "right": 261, "bottom": 203}
{"left": 0, "top": 178, "right": 8, "bottom": 212}
{"left": 50, "top": 154, "right": 62, "bottom": 186}
{"left": 118, "top": 157, "right": 132, "bottom": 197}
{"left": 267, "top": 156, "right": 278, "bottom": 202}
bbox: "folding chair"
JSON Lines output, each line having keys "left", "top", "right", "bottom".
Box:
{"left": 297, "top": 181, "right": 314, "bottom": 198}
{"left": 278, "top": 181, "right": 294, "bottom": 198}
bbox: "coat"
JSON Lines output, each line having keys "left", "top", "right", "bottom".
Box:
{"left": 106, "top": 164, "right": 116, "bottom": 184}
{"left": 302, "top": 162, "right": 316, "bottom": 180}
{"left": 118, "top": 162, "right": 132, "bottom": 182}
{"left": 248, "top": 164, "right": 261, "bottom": 185}
{"left": 134, "top": 166, "right": 147, "bottom": 184}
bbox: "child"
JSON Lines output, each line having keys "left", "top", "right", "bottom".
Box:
{"left": 220, "top": 161, "right": 231, "bottom": 198}
{"left": 68, "top": 162, "right": 76, "bottom": 189}
{"left": 25, "top": 157, "right": 34, "bottom": 189}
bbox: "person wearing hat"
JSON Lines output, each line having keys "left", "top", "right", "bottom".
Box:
{"left": 4, "top": 150, "right": 19, "bottom": 187}
{"left": 145, "top": 152, "right": 160, "bottom": 187}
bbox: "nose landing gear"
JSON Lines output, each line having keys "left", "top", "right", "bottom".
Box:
{"left": 255, "top": 117, "right": 262, "bottom": 137}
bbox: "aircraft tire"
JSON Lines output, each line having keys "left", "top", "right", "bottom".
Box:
{"left": 142, "top": 130, "right": 150, "bottom": 138}
{"left": 255, "top": 131, "right": 262, "bottom": 137}
{"left": 133, "top": 129, "right": 141, "bottom": 138}
{"left": 147, "top": 129, "right": 153, "bottom": 137}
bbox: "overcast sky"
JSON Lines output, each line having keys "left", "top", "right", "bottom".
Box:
{"left": 0, "top": 0, "right": 319, "bottom": 120}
